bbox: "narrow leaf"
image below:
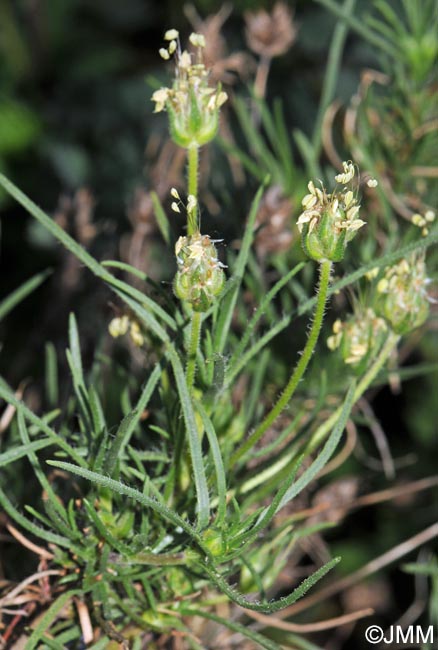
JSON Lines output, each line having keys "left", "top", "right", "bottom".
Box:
{"left": 0, "top": 379, "right": 87, "bottom": 468}
{"left": 0, "top": 439, "right": 54, "bottom": 467}
{"left": 26, "top": 590, "right": 81, "bottom": 650}
{"left": 104, "top": 410, "right": 138, "bottom": 476}
{"left": 203, "top": 556, "right": 340, "bottom": 613}
{"left": 150, "top": 190, "right": 171, "bottom": 244}
{"left": 0, "top": 173, "right": 176, "bottom": 330}
{"left": 45, "top": 342, "right": 59, "bottom": 406}
{"left": 277, "top": 383, "right": 356, "bottom": 512}
{"left": 46, "top": 461, "right": 207, "bottom": 551}
{"left": 0, "top": 269, "right": 51, "bottom": 322}
{"left": 196, "top": 402, "right": 227, "bottom": 525}
{"left": 182, "top": 608, "right": 282, "bottom": 650}
{"left": 213, "top": 182, "right": 266, "bottom": 354}
{"left": 167, "top": 345, "right": 210, "bottom": 530}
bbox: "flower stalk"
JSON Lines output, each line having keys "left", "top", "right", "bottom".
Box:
{"left": 187, "top": 144, "right": 199, "bottom": 235}
{"left": 231, "top": 259, "right": 332, "bottom": 465}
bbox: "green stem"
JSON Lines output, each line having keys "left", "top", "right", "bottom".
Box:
{"left": 186, "top": 311, "right": 202, "bottom": 392}
{"left": 187, "top": 144, "right": 199, "bottom": 235}
{"left": 231, "top": 260, "right": 332, "bottom": 465}
{"left": 304, "top": 331, "right": 400, "bottom": 455}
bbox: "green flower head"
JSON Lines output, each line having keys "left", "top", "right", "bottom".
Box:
{"left": 327, "top": 307, "right": 388, "bottom": 374}
{"left": 374, "top": 253, "right": 431, "bottom": 335}
{"left": 297, "top": 162, "right": 374, "bottom": 263}
{"left": 152, "top": 30, "right": 227, "bottom": 148}
{"left": 174, "top": 233, "right": 226, "bottom": 312}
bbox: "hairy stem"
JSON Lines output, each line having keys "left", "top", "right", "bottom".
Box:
{"left": 231, "top": 260, "right": 332, "bottom": 465}
{"left": 187, "top": 144, "right": 199, "bottom": 235}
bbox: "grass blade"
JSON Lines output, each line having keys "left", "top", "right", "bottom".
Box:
{"left": 203, "top": 556, "right": 340, "bottom": 613}
{"left": 167, "top": 345, "right": 210, "bottom": 530}
{"left": 0, "top": 438, "right": 54, "bottom": 467}
{"left": 46, "top": 460, "right": 207, "bottom": 550}
{"left": 0, "top": 269, "right": 51, "bottom": 322}
{"left": 0, "top": 172, "right": 176, "bottom": 330}
{"left": 181, "top": 608, "right": 282, "bottom": 650}
{"left": 276, "top": 383, "right": 356, "bottom": 512}
{"left": 45, "top": 342, "right": 59, "bottom": 407}
{"left": 0, "top": 379, "right": 87, "bottom": 468}
{"left": 227, "top": 262, "right": 305, "bottom": 381}
{"left": 213, "top": 182, "right": 266, "bottom": 355}
{"left": 150, "top": 190, "right": 171, "bottom": 245}
{"left": 196, "top": 402, "right": 227, "bottom": 525}
{"left": 26, "top": 590, "right": 80, "bottom": 650}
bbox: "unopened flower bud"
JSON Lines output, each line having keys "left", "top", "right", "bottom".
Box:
{"left": 129, "top": 321, "right": 145, "bottom": 347}
{"left": 109, "top": 315, "right": 130, "bottom": 338}
{"left": 335, "top": 161, "right": 355, "bottom": 184}
{"left": 164, "top": 29, "right": 179, "bottom": 41}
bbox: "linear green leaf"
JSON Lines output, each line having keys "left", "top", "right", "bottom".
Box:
{"left": 315, "top": 0, "right": 397, "bottom": 56}
{"left": 166, "top": 345, "right": 210, "bottom": 530}
{"left": 312, "top": 0, "right": 356, "bottom": 157}
{"left": 83, "top": 498, "right": 131, "bottom": 555}
{"left": 0, "top": 439, "right": 54, "bottom": 467}
{"left": 228, "top": 262, "right": 305, "bottom": 376}
{"left": 0, "top": 269, "right": 52, "bottom": 322}
{"left": 100, "top": 293, "right": 209, "bottom": 529}
{"left": 17, "top": 411, "right": 69, "bottom": 523}
{"left": 213, "top": 182, "right": 266, "bottom": 355}
{"left": 0, "top": 172, "right": 175, "bottom": 331}
{"left": 46, "top": 461, "right": 208, "bottom": 552}
{"left": 111, "top": 288, "right": 169, "bottom": 343}
{"left": 88, "top": 385, "right": 106, "bottom": 437}
{"left": 0, "top": 380, "right": 87, "bottom": 467}
{"left": 104, "top": 410, "right": 138, "bottom": 476}
{"left": 234, "top": 457, "right": 303, "bottom": 546}
{"left": 68, "top": 313, "right": 84, "bottom": 381}
{"left": 196, "top": 402, "right": 227, "bottom": 525}
{"left": 181, "top": 608, "right": 282, "bottom": 650}
{"left": 226, "top": 314, "right": 289, "bottom": 388}
{"left": 203, "top": 556, "right": 340, "bottom": 613}
{"left": 45, "top": 342, "right": 59, "bottom": 407}
{"left": 0, "top": 484, "right": 72, "bottom": 548}
{"left": 276, "top": 383, "right": 356, "bottom": 512}
{"left": 25, "top": 590, "right": 81, "bottom": 650}
{"left": 150, "top": 190, "right": 171, "bottom": 244}
{"left": 239, "top": 231, "right": 438, "bottom": 350}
